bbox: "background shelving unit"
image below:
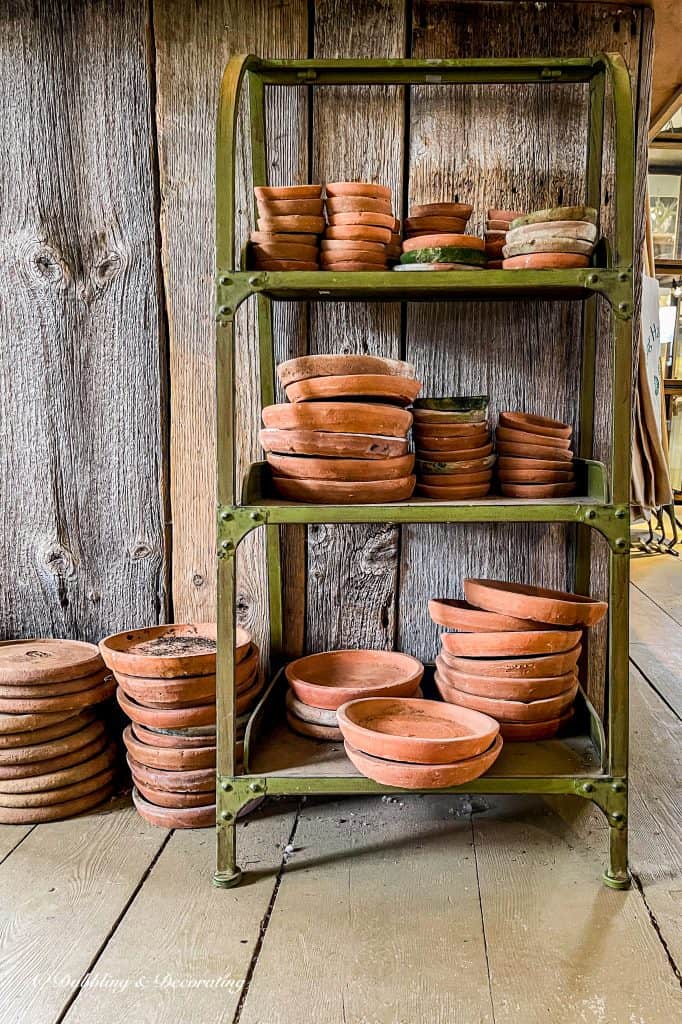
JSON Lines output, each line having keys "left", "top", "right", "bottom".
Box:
{"left": 213, "top": 54, "right": 634, "bottom": 890}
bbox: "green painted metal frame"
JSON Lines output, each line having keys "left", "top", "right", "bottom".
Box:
{"left": 213, "top": 53, "right": 635, "bottom": 890}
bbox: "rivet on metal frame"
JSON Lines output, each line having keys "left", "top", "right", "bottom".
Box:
{"left": 612, "top": 781, "right": 626, "bottom": 794}
{"left": 221, "top": 510, "right": 234, "bottom": 522}
{"left": 249, "top": 782, "right": 263, "bottom": 793}
{"left": 221, "top": 540, "right": 234, "bottom": 553}
{"left": 582, "top": 782, "right": 594, "bottom": 794}
{"left": 221, "top": 811, "right": 234, "bottom": 822}
{"left": 221, "top": 781, "right": 233, "bottom": 792}
{"left": 615, "top": 537, "right": 627, "bottom": 550}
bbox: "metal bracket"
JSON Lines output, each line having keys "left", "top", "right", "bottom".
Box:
{"left": 583, "top": 270, "right": 633, "bottom": 320}
{"left": 217, "top": 505, "right": 268, "bottom": 555}
{"left": 580, "top": 504, "right": 630, "bottom": 551}
{"left": 217, "top": 775, "right": 267, "bottom": 819}
{"left": 216, "top": 273, "right": 263, "bottom": 318}
{"left": 576, "top": 777, "right": 628, "bottom": 827}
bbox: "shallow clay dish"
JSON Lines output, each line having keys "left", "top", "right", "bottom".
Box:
{"left": 122, "top": 725, "right": 215, "bottom": 771}
{"left": 327, "top": 212, "right": 395, "bottom": 229}
{"left": 488, "top": 208, "right": 523, "bottom": 222}
{"left": 416, "top": 483, "right": 491, "bottom": 499}
{"left": 251, "top": 259, "right": 319, "bottom": 271}
{"left": 323, "top": 261, "right": 388, "bottom": 272}
{"left": 0, "top": 709, "right": 96, "bottom": 750}
{"left": 503, "top": 238, "right": 594, "bottom": 259}
{"left": 414, "top": 428, "right": 490, "bottom": 449}
{"left": 440, "top": 628, "right": 581, "bottom": 658}
{"left": 412, "top": 409, "right": 487, "bottom": 425}
{"left": 498, "top": 412, "right": 571, "bottom": 439}
{"left": 0, "top": 667, "right": 109, "bottom": 699}
{"left": 320, "top": 248, "right": 387, "bottom": 265}
{"left": 419, "top": 470, "right": 492, "bottom": 487}
{"left": 510, "top": 205, "right": 597, "bottom": 229}
{"left": 505, "top": 219, "right": 597, "bottom": 243}
{"left": 497, "top": 456, "right": 574, "bottom": 473}
{"left": 99, "top": 623, "right": 224, "bottom": 679}
{"left": 266, "top": 452, "right": 414, "bottom": 481}
{"left": 0, "top": 677, "right": 115, "bottom": 714}
{"left": 0, "top": 783, "right": 113, "bottom": 824}
{"left": 325, "top": 225, "right": 392, "bottom": 244}
{"left": 502, "top": 253, "right": 589, "bottom": 270}
{"left": 255, "top": 185, "right": 322, "bottom": 201}
{"left": 320, "top": 239, "right": 387, "bottom": 254}
{"left": 435, "top": 673, "right": 578, "bottom": 722}
{"left": 132, "top": 787, "right": 214, "bottom": 829}
{"left": 439, "top": 644, "right": 581, "bottom": 679}
{"left": 415, "top": 455, "right": 496, "bottom": 475}
{"left": 404, "top": 216, "right": 469, "bottom": 233}
{"left": 326, "top": 182, "right": 391, "bottom": 200}
{"left": 0, "top": 768, "right": 115, "bottom": 809}
{"left": 115, "top": 670, "right": 216, "bottom": 707}
{"left": 337, "top": 697, "right": 499, "bottom": 764}
{"left": 250, "top": 231, "right": 318, "bottom": 245}
{"left": 256, "top": 215, "right": 325, "bottom": 234}
{"left": 344, "top": 734, "right": 503, "bottom": 789}
{"left": 0, "top": 639, "right": 103, "bottom": 686}
{"left": 496, "top": 426, "right": 571, "bottom": 449}
{"left": 410, "top": 202, "right": 473, "bottom": 219}
{"left": 0, "top": 708, "right": 80, "bottom": 736}
{"left": 0, "top": 744, "right": 115, "bottom": 796}
{"left": 285, "top": 374, "right": 420, "bottom": 406}
{"left": 285, "top": 689, "right": 339, "bottom": 727}
{"left": 0, "top": 733, "right": 108, "bottom": 783}
{"left": 127, "top": 754, "right": 214, "bottom": 794}
{"left": 256, "top": 198, "right": 324, "bottom": 216}
{"left": 402, "top": 234, "right": 484, "bottom": 253}
{"left": 495, "top": 440, "right": 573, "bottom": 461}
{"left": 428, "top": 598, "right": 540, "bottom": 632}
{"left": 286, "top": 712, "right": 342, "bottom": 742}
{"left": 0, "top": 717, "right": 105, "bottom": 767}
{"left": 463, "top": 579, "right": 608, "bottom": 627}
{"left": 326, "top": 196, "right": 392, "bottom": 215}
{"left": 260, "top": 428, "right": 408, "bottom": 460}
{"left": 500, "top": 482, "right": 576, "bottom": 498}
{"left": 134, "top": 781, "right": 213, "bottom": 810}
{"left": 271, "top": 475, "right": 415, "bottom": 504}
{"left": 416, "top": 442, "right": 493, "bottom": 461}
{"left": 413, "top": 421, "right": 489, "bottom": 439}
{"left": 252, "top": 242, "right": 319, "bottom": 262}
{"left": 498, "top": 468, "right": 574, "bottom": 484}
{"left": 499, "top": 711, "right": 573, "bottom": 742}
{"left": 132, "top": 721, "right": 216, "bottom": 749}
{"left": 262, "top": 402, "right": 412, "bottom": 437}
{"left": 116, "top": 688, "right": 215, "bottom": 729}
{"left": 435, "top": 659, "right": 577, "bottom": 702}
{"left": 285, "top": 650, "right": 423, "bottom": 711}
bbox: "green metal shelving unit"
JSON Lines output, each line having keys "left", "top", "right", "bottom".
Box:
{"left": 213, "top": 54, "right": 635, "bottom": 889}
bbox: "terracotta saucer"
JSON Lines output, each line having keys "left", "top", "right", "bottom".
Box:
{"left": 419, "top": 469, "right": 492, "bottom": 487}
{"left": 112, "top": 671, "right": 215, "bottom": 707}
{"left": 400, "top": 247, "right": 487, "bottom": 267}
{"left": 0, "top": 668, "right": 109, "bottom": 699}
{"left": 127, "top": 754, "right": 214, "bottom": 793}
{"left": 271, "top": 475, "right": 416, "bottom": 504}
{"left": 0, "top": 747, "right": 116, "bottom": 800}
{"left": 286, "top": 650, "right": 423, "bottom": 711}
{"left": 487, "top": 218, "right": 516, "bottom": 230}
{"left": 252, "top": 242, "right": 319, "bottom": 262}
{"left": 499, "top": 711, "right": 573, "bottom": 742}
{"left": 0, "top": 783, "right": 114, "bottom": 824}
{"left": 503, "top": 238, "right": 594, "bottom": 259}
{"left": 344, "top": 734, "right": 503, "bottom": 789}
{"left": 413, "top": 421, "right": 489, "bottom": 439}
{"left": 435, "top": 673, "right": 578, "bottom": 722}
{"left": 260, "top": 428, "right": 408, "bottom": 460}
{"left": 134, "top": 781, "right": 214, "bottom": 809}
{"left": 500, "top": 482, "right": 576, "bottom": 498}
{"left": 0, "top": 676, "right": 115, "bottom": 714}
{"left": 116, "top": 688, "right": 215, "bottom": 729}
{"left": 325, "top": 225, "right": 392, "bottom": 244}
{"left": 404, "top": 216, "right": 469, "bottom": 233}
{"left": 497, "top": 456, "right": 574, "bottom": 472}
{"left": 402, "top": 234, "right": 484, "bottom": 253}
{"left": 428, "top": 598, "right": 540, "bottom": 632}
{"left": 415, "top": 455, "right": 496, "bottom": 475}
{"left": 100, "top": 623, "right": 223, "bottom": 679}
{"left": 0, "top": 639, "right": 103, "bottom": 685}
{"left": 320, "top": 248, "right": 387, "bottom": 265}
{"left": 337, "top": 697, "right": 499, "bottom": 764}
{"left": 0, "top": 768, "right": 115, "bottom": 809}
{"left": 488, "top": 208, "right": 523, "bottom": 222}
{"left": 463, "top": 579, "right": 608, "bottom": 627}
{"left": 263, "top": 402, "right": 412, "bottom": 437}
{"left": 440, "top": 628, "right": 582, "bottom": 658}
{"left": 327, "top": 208, "right": 394, "bottom": 225}
{"left": 0, "top": 709, "right": 96, "bottom": 750}
{"left": 435, "top": 659, "right": 577, "bottom": 702}
{"left": 277, "top": 354, "right": 414, "bottom": 387}
{"left": 257, "top": 215, "right": 325, "bottom": 234}
{"left": 416, "top": 442, "right": 493, "bottom": 461}
{"left": 320, "top": 239, "right": 387, "bottom": 254}
{"left": 286, "top": 711, "right": 342, "bottom": 742}
{"left": 416, "top": 483, "right": 491, "bottom": 499}
{"left": 409, "top": 202, "right": 473, "bottom": 219}
{"left": 256, "top": 198, "right": 324, "bottom": 216}
{"left": 497, "top": 425, "right": 571, "bottom": 449}
{"left": 498, "top": 412, "right": 571, "bottom": 439}
{"left": 285, "top": 374, "right": 420, "bottom": 406}
{"left": 322, "top": 262, "right": 388, "bottom": 272}
{"left": 0, "top": 717, "right": 105, "bottom": 767}
{"left": 0, "top": 708, "right": 80, "bottom": 735}
{"left": 510, "top": 205, "right": 598, "bottom": 229}
{"left": 123, "top": 725, "right": 215, "bottom": 771}
{"left": 132, "top": 787, "right": 214, "bottom": 829}
{"left": 286, "top": 689, "right": 339, "bottom": 727}
{"left": 325, "top": 182, "right": 392, "bottom": 200}
{"left": 506, "top": 219, "right": 598, "bottom": 244}
{"left": 234, "top": 676, "right": 264, "bottom": 715}
{"left": 266, "top": 452, "right": 414, "bottom": 481}
{"left": 439, "top": 644, "right": 581, "bottom": 679}
{"left": 412, "top": 408, "right": 487, "bottom": 425}
{"left": 0, "top": 733, "right": 109, "bottom": 784}
{"left": 250, "top": 231, "right": 318, "bottom": 245}
{"left": 252, "top": 260, "right": 319, "bottom": 271}
{"left": 255, "top": 185, "right": 322, "bottom": 201}
{"left": 495, "top": 440, "right": 573, "bottom": 461}
{"left": 131, "top": 721, "right": 215, "bottom": 749}
{"left": 502, "top": 253, "right": 590, "bottom": 270}
{"left": 498, "top": 468, "right": 575, "bottom": 483}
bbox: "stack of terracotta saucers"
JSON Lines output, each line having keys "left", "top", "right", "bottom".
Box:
{"left": 285, "top": 650, "right": 424, "bottom": 743}
{"left": 260, "top": 353, "right": 419, "bottom": 504}
{"left": 396, "top": 202, "right": 485, "bottom": 271}
{"left": 484, "top": 208, "right": 522, "bottom": 269}
{"left": 502, "top": 205, "right": 598, "bottom": 270}
{"left": 430, "top": 578, "right": 608, "bottom": 741}
{"left": 0, "top": 639, "right": 117, "bottom": 823}
{"left": 495, "top": 411, "right": 575, "bottom": 497}
{"left": 321, "top": 182, "right": 399, "bottom": 270}
{"left": 337, "top": 695, "right": 502, "bottom": 787}
{"left": 250, "top": 185, "right": 324, "bottom": 271}
{"left": 101, "top": 624, "right": 261, "bottom": 828}
{"left": 413, "top": 397, "right": 494, "bottom": 499}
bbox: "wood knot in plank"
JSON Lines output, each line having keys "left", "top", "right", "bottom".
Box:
{"left": 22, "top": 238, "right": 71, "bottom": 289}
{"left": 38, "top": 540, "right": 77, "bottom": 580}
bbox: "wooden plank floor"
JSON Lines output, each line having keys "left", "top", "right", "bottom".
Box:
{"left": 0, "top": 550, "right": 680, "bottom": 1023}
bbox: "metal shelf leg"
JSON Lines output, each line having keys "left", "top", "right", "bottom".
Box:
{"left": 604, "top": 823, "right": 630, "bottom": 889}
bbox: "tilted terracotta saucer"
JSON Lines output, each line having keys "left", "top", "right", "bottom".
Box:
{"left": 496, "top": 426, "right": 571, "bottom": 449}
{"left": 409, "top": 202, "right": 473, "bottom": 219}
{"left": 326, "top": 182, "right": 392, "bottom": 200}
{"left": 0, "top": 709, "right": 96, "bottom": 750}
{"left": 132, "top": 721, "right": 215, "bottom": 749}
{"left": 132, "top": 787, "right": 215, "bottom": 829}
{"left": 100, "top": 623, "right": 223, "bottom": 679}
{"left": 435, "top": 658, "right": 577, "bottom": 702}
{"left": 0, "top": 638, "right": 104, "bottom": 686}
{"left": 272, "top": 475, "right": 416, "bottom": 504}
{"left": 0, "top": 668, "right": 109, "bottom": 700}
{"left": 463, "top": 579, "right": 608, "bottom": 627}
{"left": 337, "top": 697, "right": 499, "bottom": 764}
{"left": 416, "top": 483, "right": 491, "bottom": 499}
{"left": 266, "top": 452, "right": 414, "bottom": 482}
{"left": 286, "top": 712, "right": 342, "bottom": 742}
{"left": 0, "top": 733, "right": 109, "bottom": 783}
{"left": 285, "top": 374, "right": 420, "bottom": 406}
{"left": 428, "top": 598, "right": 541, "bottom": 632}
{"left": 499, "top": 711, "right": 573, "bottom": 741}
{"left": 123, "top": 725, "right": 215, "bottom": 771}
{"left": 260, "top": 428, "right": 408, "bottom": 460}
{"left": 502, "top": 253, "right": 590, "bottom": 270}
{"left": 0, "top": 783, "right": 114, "bottom": 824}
{"left": 0, "top": 768, "right": 115, "bottom": 809}
{"left": 0, "top": 677, "right": 115, "bottom": 714}
{"left": 439, "top": 643, "right": 581, "bottom": 678}
{"left": 440, "top": 628, "right": 582, "bottom": 658}
{"left": 117, "top": 687, "right": 215, "bottom": 729}
{"left": 286, "top": 650, "right": 423, "bottom": 711}
{"left": 435, "top": 673, "right": 578, "bottom": 721}
{"left": 498, "top": 411, "right": 571, "bottom": 439}
{"left": 344, "top": 733, "right": 503, "bottom": 789}
{"left": 495, "top": 440, "right": 574, "bottom": 461}
{"left": 500, "top": 482, "right": 577, "bottom": 498}
{"left": 488, "top": 208, "right": 523, "bottom": 222}
{"left": 255, "top": 185, "right": 323, "bottom": 201}
{"left": 0, "top": 717, "right": 105, "bottom": 767}
{"left": 263, "top": 402, "right": 412, "bottom": 437}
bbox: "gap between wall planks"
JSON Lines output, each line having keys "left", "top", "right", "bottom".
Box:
{"left": 0, "top": 0, "right": 168, "bottom": 641}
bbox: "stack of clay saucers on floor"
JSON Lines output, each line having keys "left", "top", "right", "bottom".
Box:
{"left": 321, "top": 182, "right": 399, "bottom": 270}
{"left": 502, "top": 205, "right": 598, "bottom": 270}
{"left": 101, "top": 624, "right": 261, "bottom": 828}
{"left": 0, "top": 639, "right": 117, "bottom": 823}
{"left": 413, "top": 397, "right": 494, "bottom": 499}
{"left": 260, "top": 353, "right": 419, "bottom": 504}
{"left": 396, "top": 202, "right": 486, "bottom": 271}
{"left": 250, "top": 185, "right": 324, "bottom": 271}
{"left": 430, "top": 578, "right": 608, "bottom": 741}
{"left": 495, "top": 411, "right": 576, "bottom": 497}
{"left": 484, "top": 209, "right": 522, "bottom": 269}
{"left": 285, "top": 650, "right": 424, "bottom": 744}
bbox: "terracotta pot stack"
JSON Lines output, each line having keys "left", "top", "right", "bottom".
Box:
{"left": 413, "top": 397, "right": 495, "bottom": 499}
{"left": 484, "top": 208, "right": 522, "bottom": 269}
{"left": 0, "top": 640, "right": 117, "bottom": 824}
{"left": 285, "top": 650, "right": 424, "bottom": 743}
{"left": 502, "top": 205, "right": 598, "bottom": 270}
{"left": 495, "top": 411, "right": 576, "bottom": 497}
{"left": 250, "top": 185, "right": 324, "bottom": 271}
{"left": 101, "top": 624, "right": 262, "bottom": 828}
{"left": 260, "top": 353, "right": 420, "bottom": 504}
{"left": 396, "top": 202, "right": 486, "bottom": 271}
{"left": 337, "top": 694, "right": 502, "bottom": 788}
{"left": 321, "top": 182, "right": 400, "bottom": 270}
{"left": 430, "top": 578, "right": 608, "bottom": 741}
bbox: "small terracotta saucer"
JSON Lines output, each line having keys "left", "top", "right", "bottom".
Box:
{"left": 439, "top": 643, "right": 581, "bottom": 679}
{"left": 262, "top": 401, "right": 412, "bottom": 437}
{"left": 327, "top": 211, "right": 395, "bottom": 229}
{"left": 419, "top": 472, "right": 493, "bottom": 487}
{"left": 277, "top": 354, "right": 414, "bottom": 386}
{"left": 506, "top": 220, "right": 598, "bottom": 244}
{"left": 497, "top": 456, "right": 573, "bottom": 472}
{"left": 484, "top": 239, "right": 505, "bottom": 256}
{"left": 440, "top": 628, "right": 582, "bottom": 658}
{"left": 428, "top": 598, "right": 540, "bottom": 632}
{"left": 272, "top": 475, "right": 416, "bottom": 504}
{"left": 322, "top": 261, "right": 388, "bottom": 272}
{"left": 285, "top": 374, "right": 419, "bottom": 406}
{"left": 286, "top": 711, "right": 342, "bottom": 742}
{"left": 286, "top": 650, "right": 423, "bottom": 711}
{"left": 131, "top": 722, "right": 215, "bottom": 749}
{"left": 415, "top": 454, "right": 496, "bottom": 474}
{"left": 412, "top": 408, "right": 487, "bottom": 425}
{"left": 320, "top": 238, "right": 387, "bottom": 254}
{"left": 252, "top": 259, "right": 319, "bottom": 271}
{"left": 509, "top": 205, "right": 597, "bottom": 229}
{"left": 100, "top": 623, "right": 222, "bottom": 679}
{"left": 132, "top": 787, "right": 214, "bottom": 829}
{"left": 435, "top": 673, "right": 578, "bottom": 722}
{"left": 325, "top": 182, "right": 392, "bottom": 200}
{"left": 435, "top": 659, "right": 576, "bottom": 702}
{"left": 487, "top": 218, "right": 514, "bottom": 230}
{"left": 257, "top": 215, "right": 325, "bottom": 234}
{"left": 503, "top": 238, "right": 594, "bottom": 259}
{"left": 127, "top": 754, "right": 214, "bottom": 793}
{"left": 497, "top": 425, "right": 571, "bottom": 449}
{"left": 0, "top": 667, "right": 109, "bottom": 699}
{"left": 344, "top": 734, "right": 503, "bottom": 789}
{"left": 463, "top": 579, "right": 608, "bottom": 627}
{"left": 255, "top": 185, "right": 323, "bottom": 201}
{"left": 402, "top": 234, "right": 485, "bottom": 253}
{"left": 325, "top": 225, "right": 391, "bottom": 244}
{"left": 0, "top": 717, "right": 105, "bottom": 767}
{"left": 0, "top": 783, "right": 114, "bottom": 824}
{"left": 404, "top": 216, "right": 469, "bottom": 233}
{"left": 416, "top": 483, "right": 491, "bottom": 499}
{"left": 0, "top": 767, "right": 115, "bottom": 809}
{"left": 252, "top": 242, "right": 319, "bottom": 262}
{"left": 115, "top": 671, "right": 216, "bottom": 707}
{"left": 250, "top": 231, "right": 318, "bottom": 245}
{"left": 0, "top": 677, "right": 115, "bottom": 715}
{"left": 499, "top": 711, "right": 573, "bottom": 742}
{"left": 123, "top": 725, "right": 215, "bottom": 772}
{"left": 326, "top": 197, "right": 392, "bottom": 216}
{"left": 117, "top": 688, "right": 215, "bottom": 729}
{"left": 502, "top": 253, "right": 590, "bottom": 270}
{"left": 413, "top": 421, "right": 489, "bottom": 439}
{"left": 256, "top": 198, "right": 324, "bottom": 216}
{"left": 500, "top": 482, "right": 576, "bottom": 498}
{"left": 0, "top": 743, "right": 115, "bottom": 797}
{"left": 286, "top": 689, "right": 339, "bottom": 727}
{"left": 0, "top": 639, "right": 104, "bottom": 686}
{"left": 266, "top": 452, "right": 414, "bottom": 482}
{"left": 0, "top": 733, "right": 108, "bottom": 783}
{"left": 495, "top": 440, "right": 573, "bottom": 461}
{"left": 134, "top": 781, "right": 214, "bottom": 810}
{"left": 498, "top": 468, "right": 574, "bottom": 483}
{"left": 410, "top": 202, "right": 473, "bottom": 219}
{"left": 260, "top": 428, "right": 408, "bottom": 460}
{"left": 416, "top": 442, "right": 493, "bottom": 461}
{"left": 0, "top": 710, "right": 96, "bottom": 751}
{"left": 337, "top": 696, "right": 499, "bottom": 764}
{"left": 498, "top": 411, "right": 572, "bottom": 439}
{"left": 488, "top": 209, "right": 523, "bottom": 222}
{"left": 320, "top": 248, "right": 387, "bottom": 265}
